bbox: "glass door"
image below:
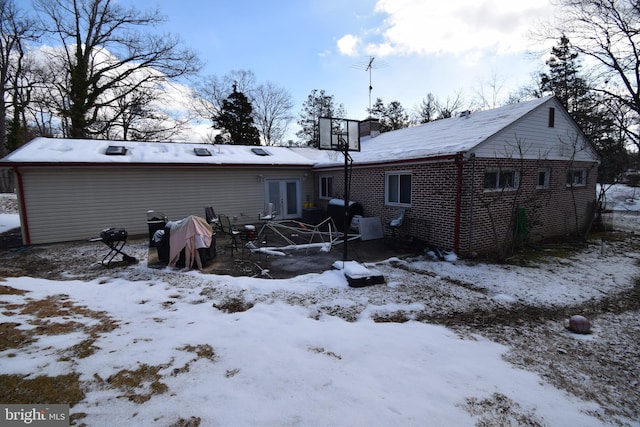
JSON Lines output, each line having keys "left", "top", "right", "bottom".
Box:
{"left": 266, "top": 179, "right": 301, "bottom": 219}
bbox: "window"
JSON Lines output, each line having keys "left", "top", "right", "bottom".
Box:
{"left": 548, "top": 107, "right": 555, "bottom": 128}
{"left": 386, "top": 171, "right": 412, "bottom": 205}
{"left": 251, "top": 147, "right": 270, "bottom": 156}
{"left": 537, "top": 168, "right": 550, "bottom": 189}
{"left": 484, "top": 169, "right": 519, "bottom": 191}
{"left": 105, "top": 145, "right": 126, "bottom": 155}
{"left": 319, "top": 176, "right": 333, "bottom": 199}
{"left": 566, "top": 169, "right": 587, "bottom": 186}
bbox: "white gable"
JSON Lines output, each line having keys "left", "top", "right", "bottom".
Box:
{"left": 470, "top": 97, "right": 599, "bottom": 162}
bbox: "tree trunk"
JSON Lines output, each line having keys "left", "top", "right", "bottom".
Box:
{"left": 0, "top": 169, "right": 14, "bottom": 193}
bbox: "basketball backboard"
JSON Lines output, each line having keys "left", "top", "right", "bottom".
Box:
{"left": 318, "top": 117, "right": 361, "bottom": 152}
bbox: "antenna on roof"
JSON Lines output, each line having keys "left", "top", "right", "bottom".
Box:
{"left": 352, "top": 56, "right": 388, "bottom": 116}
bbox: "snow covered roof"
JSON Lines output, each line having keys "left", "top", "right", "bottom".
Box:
{"left": 1, "top": 96, "right": 557, "bottom": 169}
{"left": 0, "top": 138, "right": 316, "bottom": 167}
{"left": 286, "top": 96, "right": 558, "bottom": 167}
{"left": 341, "top": 95, "right": 555, "bottom": 165}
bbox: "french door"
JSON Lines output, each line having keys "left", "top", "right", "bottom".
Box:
{"left": 265, "top": 179, "right": 301, "bottom": 219}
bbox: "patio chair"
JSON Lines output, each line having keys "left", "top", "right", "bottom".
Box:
{"left": 258, "top": 202, "right": 277, "bottom": 221}
{"left": 257, "top": 203, "right": 277, "bottom": 245}
{"left": 218, "top": 214, "right": 241, "bottom": 255}
{"left": 204, "top": 206, "right": 220, "bottom": 232}
{"left": 386, "top": 208, "right": 406, "bottom": 247}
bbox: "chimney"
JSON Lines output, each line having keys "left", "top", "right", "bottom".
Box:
{"left": 360, "top": 117, "right": 380, "bottom": 138}
{"left": 459, "top": 110, "right": 471, "bottom": 118}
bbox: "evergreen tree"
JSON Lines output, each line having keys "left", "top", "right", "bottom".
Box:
{"left": 213, "top": 83, "right": 260, "bottom": 145}
{"left": 540, "top": 35, "right": 591, "bottom": 119}
{"left": 369, "top": 98, "right": 410, "bottom": 132}
{"left": 296, "top": 89, "right": 345, "bottom": 148}
{"left": 417, "top": 93, "right": 437, "bottom": 123}
{"left": 540, "top": 35, "right": 628, "bottom": 183}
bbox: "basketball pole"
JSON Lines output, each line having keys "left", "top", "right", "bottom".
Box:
{"left": 342, "top": 140, "right": 349, "bottom": 262}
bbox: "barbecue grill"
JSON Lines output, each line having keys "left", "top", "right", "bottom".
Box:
{"left": 90, "top": 228, "right": 137, "bottom": 267}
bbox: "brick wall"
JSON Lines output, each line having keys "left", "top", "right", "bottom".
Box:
{"left": 459, "top": 158, "right": 598, "bottom": 255}
{"left": 317, "top": 156, "right": 598, "bottom": 256}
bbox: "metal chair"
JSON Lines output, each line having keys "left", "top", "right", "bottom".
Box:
{"left": 204, "top": 206, "right": 220, "bottom": 232}
{"left": 258, "top": 202, "right": 277, "bottom": 221}
{"left": 218, "top": 214, "right": 241, "bottom": 255}
{"left": 386, "top": 208, "right": 406, "bottom": 247}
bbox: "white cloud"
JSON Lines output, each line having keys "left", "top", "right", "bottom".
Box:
{"left": 337, "top": 34, "right": 361, "bottom": 56}
{"left": 342, "top": 0, "right": 554, "bottom": 59}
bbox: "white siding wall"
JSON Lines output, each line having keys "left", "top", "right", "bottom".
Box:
{"left": 17, "top": 166, "right": 314, "bottom": 244}
{"left": 471, "top": 98, "right": 598, "bottom": 162}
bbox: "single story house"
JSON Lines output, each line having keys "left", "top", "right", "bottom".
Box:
{"left": 312, "top": 95, "right": 600, "bottom": 256}
{"left": 0, "top": 141, "right": 317, "bottom": 244}
{"left": 1, "top": 95, "right": 599, "bottom": 256}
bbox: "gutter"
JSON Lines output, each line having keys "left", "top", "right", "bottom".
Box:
{"left": 12, "top": 166, "right": 30, "bottom": 245}
{"left": 0, "top": 161, "right": 313, "bottom": 169}
{"left": 312, "top": 153, "right": 461, "bottom": 171}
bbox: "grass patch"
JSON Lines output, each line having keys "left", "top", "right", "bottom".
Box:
{"left": 0, "top": 373, "right": 85, "bottom": 405}
{"left": 21, "top": 295, "right": 119, "bottom": 334}
{"left": 180, "top": 344, "right": 216, "bottom": 361}
{"left": 169, "top": 417, "right": 201, "bottom": 427}
{"left": 0, "top": 294, "right": 118, "bottom": 352}
{"left": 212, "top": 297, "right": 254, "bottom": 313}
{"left": 173, "top": 344, "right": 218, "bottom": 375}
{"left": 372, "top": 311, "right": 411, "bottom": 323}
{"left": 105, "top": 363, "right": 169, "bottom": 404}
{"left": 0, "top": 285, "right": 28, "bottom": 295}
{"left": 60, "top": 338, "right": 100, "bottom": 360}
{"left": 0, "top": 322, "right": 35, "bottom": 351}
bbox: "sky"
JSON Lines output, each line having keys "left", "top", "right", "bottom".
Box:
{"left": 1, "top": 185, "right": 639, "bottom": 425}
{"left": 120, "top": 0, "right": 557, "bottom": 132}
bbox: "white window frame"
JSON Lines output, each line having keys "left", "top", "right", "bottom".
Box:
{"left": 483, "top": 168, "right": 520, "bottom": 192}
{"left": 566, "top": 169, "right": 587, "bottom": 187}
{"left": 536, "top": 168, "right": 550, "bottom": 189}
{"left": 319, "top": 175, "right": 333, "bottom": 200}
{"left": 385, "top": 171, "right": 412, "bottom": 206}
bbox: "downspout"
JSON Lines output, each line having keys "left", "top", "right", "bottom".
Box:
{"left": 467, "top": 153, "right": 476, "bottom": 256}
{"left": 453, "top": 153, "right": 463, "bottom": 253}
{"left": 12, "top": 167, "right": 30, "bottom": 245}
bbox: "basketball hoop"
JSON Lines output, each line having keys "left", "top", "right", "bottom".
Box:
{"left": 318, "top": 117, "right": 361, "bottom": 152}
{"left": 318, "top": 117, "right": 361, "bottom": 261}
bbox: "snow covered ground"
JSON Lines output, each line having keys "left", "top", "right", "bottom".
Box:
{"left": 601, "top": 184, "right": 640, "bottom": 232}
{"left": 1, "top": 188, "right": 639, "bottom": 426}
{"left": 0, "top": 192, "right": 19, "bottom": 233}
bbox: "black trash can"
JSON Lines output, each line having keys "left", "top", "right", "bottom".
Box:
{"left": 146, "top": 210, "right": 168, "bottom": 247}
{"left": 327, "top": 199, "right": 363, "bottom": 232}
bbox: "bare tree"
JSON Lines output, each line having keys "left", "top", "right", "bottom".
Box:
{"left": 252, "top": 81, "right": 294, "bottom": 146}
{"left": 34, "top": 0, "right": 201, "bottom": 139}
{"left": 193, "top": 70, "right": 294, "bottom": 146}
{"left": 95, "top": 80, "right": 193, "bottom": 141}
{"left": 192, "top": 70, "right": 257, "bottom": 125}
{"left": 473, "top": 72, "right": 507, "bottom": 109}
{"left": 436, "top": 91, "right": 465, "bottom": 119}
{"left": 549, "top": 0, "right": 640, "bottom": 151}
{"left": 414, "top": 91, "right": 465, "bottom": 122}
{"left": 0, "top": 0, "right": 38, "bottom": 191}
